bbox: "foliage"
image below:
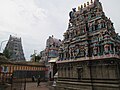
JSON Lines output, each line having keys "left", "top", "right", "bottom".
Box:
{"left": 30, "top": 54, "right": 41, "bottom": 62}
{"left": 3, "top": 49, "right": 11, "bottom": 59}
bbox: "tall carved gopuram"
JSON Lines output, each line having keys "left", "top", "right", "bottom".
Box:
{"left": 4, "top": 35, "right": 25, "bottom": 61}
{"left": 56, "top": 0, "right": 120, "bottom": 90}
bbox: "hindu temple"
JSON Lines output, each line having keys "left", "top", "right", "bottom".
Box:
{"left": 56, "top": 0, "right": 120, "bottom": 90}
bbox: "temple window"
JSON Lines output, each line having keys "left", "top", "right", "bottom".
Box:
{"left": 92, "top": 37, "right": 98, "bottom": 43}
{"left": 111, "top": 44, "right": 114, "bottom": 51}
{"left": 77, "top": 66, "right": 83, "bottom": 80}
{"left": 82, "top": 29, "right": 85, "bottom": 34}
{"left": 80, "top": 48, "right": 85, "bottom": 57}
{"left": 102, "top": 22, "right": 105, "bottom": 28}
{"left": 104, "top": 45, "right": 109, "bottom": 54}
{"left": 49, "top": 45, "right": 52, "bottom": 47}
{"left": 89, "top": 26, "right": 92, "bottom": 32}
{"left": 93, "top": 47, "right": 98, "bottom": 56}
{"left": 68, "top": 67, "right": 70, "bottom": 78}
{"left": 77, "top": 30, "right": 80, "bottom": 35}
{"left": 61, "top": 67, "right": 63, "bottom": 77}
{"left": 98, "top": 23, "right": 102, "bottom": 29}
{"left": 95, "top": 24, "right": 98, "bottom": 30}
{"left": 100, "top": 45, "right": 104, "bottom": 55}
{"left": 64, "top": 67, "right": 66, "bottom": 77}
{"left": 99, "top": 34, "right": 103, "bottom": 41}
{"left": 88, "top": 14, "right": 91, "bottom": 20}
{"left": 76, "top": 48, "right": 80, "bottom": 57}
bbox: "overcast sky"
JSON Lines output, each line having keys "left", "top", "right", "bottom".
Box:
{"left": 0, "top": 0, "right": 120, "bottom": 60}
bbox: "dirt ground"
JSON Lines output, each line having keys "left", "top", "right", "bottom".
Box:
{"left": 26, "top": 82, "right": 49, "bottom": 90}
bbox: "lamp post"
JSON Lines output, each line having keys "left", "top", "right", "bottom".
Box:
{"left": 0, "top": 40, "right": 8, "bottom": 53}
{"left": 34, "top": 50, "right": 37, "bottom": 62}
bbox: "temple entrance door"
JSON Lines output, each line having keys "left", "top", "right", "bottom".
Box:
{"left": 77, "top": 67, "right": 83, "bottom": 80}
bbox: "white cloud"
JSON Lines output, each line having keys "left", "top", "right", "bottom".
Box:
{"left": 0, "top": 0, "right": 47, "bottom": 60}
{"left": 0, "top": 0, "right": 47, "bottom": 32}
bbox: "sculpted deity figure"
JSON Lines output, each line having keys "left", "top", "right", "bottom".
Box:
{"left": 78, "top": 6, "right": 81, "bottom": 11}
{"left": 98, "top": 22, "right": 102, "bottom": 29}
{"left": 85, "top": 47, "right": 88, "bottom": 56}
{"left": 73, "top": 30, "right": 77, "bottom": 36}
{"left": 76, "top": 48, "right": 80, "bottom": 55}
{"left": 89, "top": 23, "right": 93, "bottom": 32}
{"left": 69, "top": 8, "right": 76, "bottom": 19}
{"left": 92, "top": 23, "right": 95, "bottom": 31}
{"left": 69, "top": 48, "right": 72, "bottom": 59}
{"left": 104, "top": 44, "right": 109, "bottom": 53}
{"left": 73, "top": 49, "right": 76, "bottom": 59}
{"left": 93, "top": 47, "right": 97, "bottom": 55}
{"left": 87, "top": 2, "right": 89, "bottom": 6}
{"left": 91, "top": 0, "right": 93, "bottom": 3}
{"left": 88, "top": 14, "right": 91, "bottom": 20}
{"left": 84, "top": 3, "right": 86, "bottom": 7}
{"left": 59, "top": 48, "right": 64, "bottom": 60}
{"left": 96, "top": 0, "right": 103, "bottom": 11}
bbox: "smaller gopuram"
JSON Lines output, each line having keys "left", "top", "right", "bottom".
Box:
{"left": 40, "top": 35, "right": 61, "bottom": 64}
{"left": 56, "top": 0, "right": 120, "bottom": 90}
{"left": 40, "top": 35, "right": 61, "bottom": 79}
{"left": 45, "top": 35, "right": 61, "bottom": 63}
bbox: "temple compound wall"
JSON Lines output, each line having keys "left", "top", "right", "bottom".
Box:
{"left": 56, "top": 0, "right": 120, "bottom": 90}
{"left": 0, "top": 58, "right": 46, "bottom": 83}
{"left": 57, "top": 59, "right": 120, "bottom": 90}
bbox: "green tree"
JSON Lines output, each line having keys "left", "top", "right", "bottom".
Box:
{"left": 3, "top": 49, "right": 11, "bottom": 59}
{"left": 30, "top": 54, "right": 41, "bottom": 62}
{"left": 35, "top": 55, "right": 41, "bottom": 62}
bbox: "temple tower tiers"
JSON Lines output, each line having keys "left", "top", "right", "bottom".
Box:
{"left": 58, "top": 0, "right": 120, "bottom": 61}
{"left": 40, "top": 35, "right": 61, "bottom": 79}
{"left": 56, "top": 0, "right": 120, "bottom": 90}
{"left": 4, "top": 35, "right": 25, "bottom": 61}
{"left": 40, "top": 35, "right": 61, "bottom": 64}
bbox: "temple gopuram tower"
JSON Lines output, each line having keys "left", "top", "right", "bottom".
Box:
{"left": 56, "top": 0, "right": 120, "bottom": 90}
{"left": 4, "top": 35, "right": 25, "bottom": 61}
{"left": 40, "top": 35, "right": 61, "bottom": 79}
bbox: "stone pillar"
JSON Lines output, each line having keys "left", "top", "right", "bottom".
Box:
{"left": 110, "top": 44, "right": 112, "bottom": 51}
{"left": 60, "top": 67, "right": 62, "bottom": 77}
{"left": 93, "top": 46, "right": 97, "bottom": 55}
{"left": 69, "top": 48, "right": 72, "bottom": 59}
{"left": 69, "top": 65, "right": 71, "bottom": 78}
{"left": 66, "top": 51, "right": 69, "bottom": 60}
{"left": 113, "top": 45, "right": 116, "bottom": 54}
{"left": 64, "top": 52, "right": 66, "bottom": 60}
{"left": 51, "top": 63, "right": 54, "bottom": 79}
{"left": 61, "top": 67, "right": 63, "bottom": 77}
{"left": 64, "top": 67, "right": 66, "bottom": 78}
{"left": 85, "top": 47, "right": 88, "bottom": 57}
{"left": 104, "top": 44, "right": 109, "bottom": 53}
{"left": 98, "top": 46, "right": 100, "bottom": 56}
{"left": 66, "top": 67, "right": 68, "bottom": 78}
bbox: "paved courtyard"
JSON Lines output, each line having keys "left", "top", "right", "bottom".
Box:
{"left": 26, "top": 82, "right": 52, "bottom": 90}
